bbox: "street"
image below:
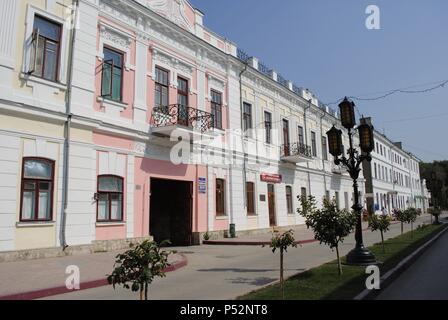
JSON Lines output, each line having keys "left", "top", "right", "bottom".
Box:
{"left": 376, "top": 225, "right": 448, "bottom": 300}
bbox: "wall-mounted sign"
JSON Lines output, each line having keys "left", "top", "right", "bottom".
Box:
{"left": 260, "top": 173, "right": 282, "bottom": 183}
{"left": 259, "top": 194, "right": 266, "bottom": 202}
{"left": 198, "top": 177, "right": 207, "bottom": 194}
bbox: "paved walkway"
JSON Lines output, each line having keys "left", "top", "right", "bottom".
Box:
{"left": 203, "top": 220, "right": 401, "bottom": 245}
{"left": 376, "top": 222, "right": 448, "bottom": 300}
{"left": 38, "top": 214, "right": 439, "bottom": 300}
{"left": 0, "top": 249, "right": 186, "bottom": 299}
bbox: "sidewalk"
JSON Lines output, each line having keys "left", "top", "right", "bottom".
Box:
{"left": 0, "top": 249, "right": 187, "bottom": 300}
{"left": 0, "top": 213, "right": 438, "bottom": 300}
{"left": 203, "top": 219, "right": 401, "bottom": 245}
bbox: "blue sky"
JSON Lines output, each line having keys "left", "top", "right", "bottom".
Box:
{"left": 189, "top": 0, "right": 448, "bottom": 162}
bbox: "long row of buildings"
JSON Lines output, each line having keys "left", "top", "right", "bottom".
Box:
{"left": 0, "top": 0, "right": 430, "bottom": 253}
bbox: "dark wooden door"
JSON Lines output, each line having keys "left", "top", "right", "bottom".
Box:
{"left": 267, "top": 184, "right": 276, "bottom": 226}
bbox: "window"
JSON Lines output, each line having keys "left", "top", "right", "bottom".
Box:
{"left": 29, "top": 16, "right": 62, "bottom": 82}
{"left": 216, "top": 179, "right": 225, "bottom": 216}
{"left": 311, "top": 131, "right": 317, "bottom": 157}
{"left": 246, "top": 182, "right": 255, "bottom": 215}
{"left": 20, "top": 158, "right": 54, "bottom": 221}
{"left": 298, "top": 126, "right": 304, "bottom": 145}
{"left": 97, "top": 175, "right": 124, "bottom": 222}
{"left": 177, "top": 77, "right": 189, "bottom": 126}
{"left": 334, "top": 191, "right": 340, "bottom": 210}
{"left": 286, "top": 186, "right": 293, "bottom": 214}
{"left": 211, "top": 90, "right": 223, "bottom": 129}
{"left": 374, "top": 163, "right": 377, "bottom": 179}
{"left": 243, "top": 102, "right": 252, "bottom": 134}
{"left": 101, "top": 47, "right": 124, "bottom": 102}
{"left": 300, "top": 187, "right": 307, "bottom": 201}
{"left": 155, "top": 67, "right": 169, "bottom": 108}
{"left": 344, "top": 192, "right": 349, "bottom": 210}
{"left": 321, "top": 136, "right": 328, "bottom": 160}
{"left": 282, "top": 120, "right": 290, "bottom": 153}
{"left": 325, "top": 190, "right": 330, "bottom": 202}
{"left": 264, "top": 111, "right": 272, "bottom": 144}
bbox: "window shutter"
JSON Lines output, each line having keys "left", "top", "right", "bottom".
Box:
{"left": 27, "top": 29, "right": 40, "bottom": 75}
{"left": 101, "top": 59, "right": 114, "bottom": 98}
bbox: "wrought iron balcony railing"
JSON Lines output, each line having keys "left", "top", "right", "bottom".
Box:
{"left": 281, "top": 142, "right": 313, "bottom": 158}
{"left": 152, "top": 104, "right": 215, "bottom": 133}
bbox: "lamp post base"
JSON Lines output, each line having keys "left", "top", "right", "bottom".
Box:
{"left": 345, "top": 245, "right": 377, "bottom": 266}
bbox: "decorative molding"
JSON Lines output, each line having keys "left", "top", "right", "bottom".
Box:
{"left": 99, "top": 24, "right": 132, "bottom": 49}
{"left": 147, "top": 0, "right": 194, "bottom": 32}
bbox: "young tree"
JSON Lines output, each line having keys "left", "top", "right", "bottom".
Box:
{"left": 393, "top": 209, "right": 406, "bottom": 235}
{"left": 368, "top": 214, "right": 391, "bottom": 253}
{"left": 403, "top": 207, "right": 420, "bottom": 238}
{"left": 269, "top": 230, "right": 297, "bottom": 300}
{"left": 298, "top": 196, "right": 357, "bottom": 275}
{"left": 107, "top": 240, "right": 174, "bottom": 300}
{"left": 428, "top": 207, "right": 441, "bottom": 225}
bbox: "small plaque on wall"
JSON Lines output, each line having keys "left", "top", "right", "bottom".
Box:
{"left": 260, "top": 194, "right": 266, "bottom": 202}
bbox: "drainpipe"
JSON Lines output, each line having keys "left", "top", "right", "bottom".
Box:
{"left": 61, "top": 0, "right": 79, "bottom": 250}
{"left": 227, "top": 61, "right": 248, "bottom": 237}
{"left": 304, "top": 99, "right": 312, "bottom": 194}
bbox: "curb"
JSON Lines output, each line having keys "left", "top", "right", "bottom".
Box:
{"left": 353, "top": 223, "right": 448, "bottom": 300}
{"left": 0, "top": 253, "right": 188, "bottom": 300}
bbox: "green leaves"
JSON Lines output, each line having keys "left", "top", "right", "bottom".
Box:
{"left": 298, "top": 196, "right": 357, "bottom": 250}
{"left": 106, "top": 240, "right": 174, "bottom": 299}
{"left": 270, "top": 230, "right": 297, "bottom": 253}
{"left": 368, "top": 214, "right": 392, "bottom": 233}
{"left": 395, "top": 207, "right": 420, "bottom": 224}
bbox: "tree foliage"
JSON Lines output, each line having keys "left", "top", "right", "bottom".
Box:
{"left": 297, "top": 196, "right": 357, "bottom": 275}
{"left": 428, "top": 207, "right": 441, "bottom": 224}
{"left": 269, "top": 230, "right": 297, "bottom": 299}
{"left": 107, "top": 240, "right": 174, "bottom": 300}
{"left": 368, "top": 214, "right": 391, "bottom": 252}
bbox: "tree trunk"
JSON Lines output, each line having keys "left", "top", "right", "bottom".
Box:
{"left": 144, "top": 283, "right": 148, "bottom": 300}
{"left": 336, "top": 245, "right": 342, "bottom": 276}
{"left": 401, "top": 222, "right": 403, "bottom": 235}
{"left": 139, "top": 288, "right": 143, "bottom": 301}
{"left": 381, "top": 230, "right": 385, "bottom": 253}
{"left": 411, "top": 222, "right": 414, "bottom": 239}
{"left": 280, "top": 248, "right": 284, "bottom": 300}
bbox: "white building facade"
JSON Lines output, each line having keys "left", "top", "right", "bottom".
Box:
{"left": 0, "top": 0, "right": 426, "bottom": 254}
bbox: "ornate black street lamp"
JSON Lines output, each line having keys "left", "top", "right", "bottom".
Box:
{"left": 327, "top": 97, "right": 376, "bottom": 265}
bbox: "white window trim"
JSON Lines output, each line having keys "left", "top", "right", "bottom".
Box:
{"left": 151, "top": 47, "right": 194, "bottom": 92}
{"left": 22, "top": 4, "right": 69, "bottom": 85}
{"left": 97, "top": 21, "right": 135, "bottom": 71}
{"left": 207, "top": 73, "right": 227, "bottom": 106}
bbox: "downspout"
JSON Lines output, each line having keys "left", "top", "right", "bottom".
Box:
{"left": 236, "top": 61, "right": 248, "bottom": 224}
{"left": 61, "top": 0, "right": 79, "bottom": 249}
{"left": 304, "top": 99, "right": 312, "bottom": 194}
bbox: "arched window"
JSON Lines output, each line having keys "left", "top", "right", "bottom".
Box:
{"left": 20, "top": 158, "right": 55, "bottom": 221}
{"left": 97, "top": 175, "right": 123, "bottom": 222}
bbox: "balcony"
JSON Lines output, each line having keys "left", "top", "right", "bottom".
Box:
{"left": 280, "top": 142, "right": 313, "bottom": 163}
{"left": 151, "top": 104, "right": 216, "bottom": 139}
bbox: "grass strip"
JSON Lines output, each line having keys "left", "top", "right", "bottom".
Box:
{"left": 238, "top": 223, "right": 446, "bottom": 300}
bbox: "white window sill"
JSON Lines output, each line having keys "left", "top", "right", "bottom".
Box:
{"left": 20, "top": 73, "right": 67, "bottom": 91}
{"left": 16, "top": 221, "right": 55, "bottom": 228}
{"left": 96, "top": 222, "right": 126, "bottom": 227}
{"left": 97, "top": 96, "right": 128, "bottom": 111}
{"left": 215, "top": 215, "right": 228, "bottom": 220}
